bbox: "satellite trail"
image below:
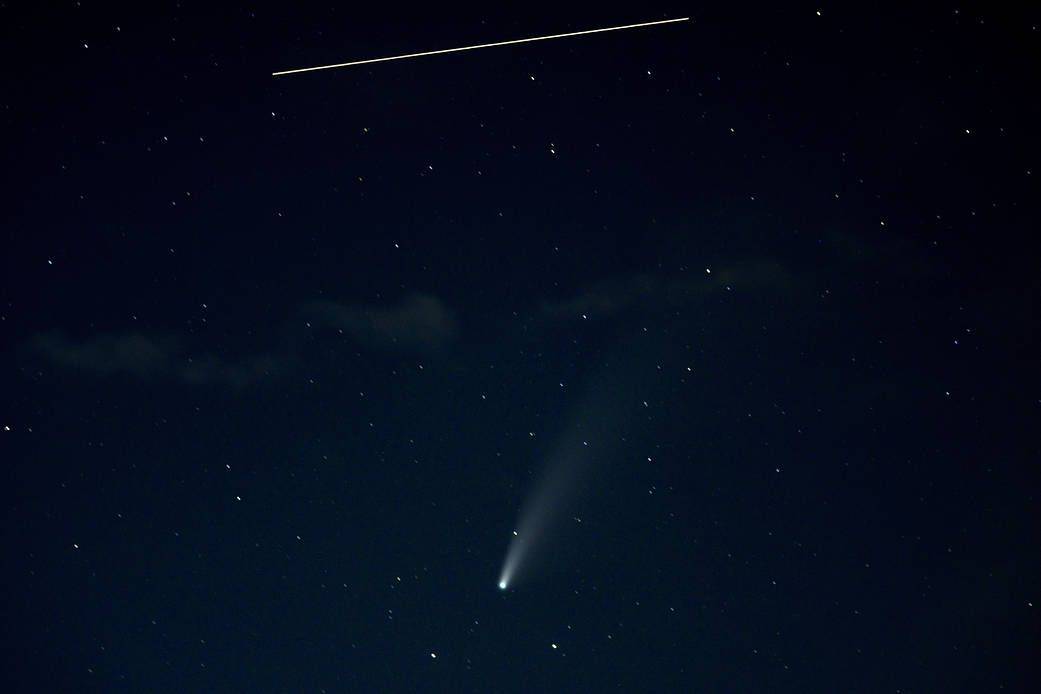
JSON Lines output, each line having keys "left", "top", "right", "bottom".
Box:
{"left": 272, "top": 17, "right": 689, "bottom": 77}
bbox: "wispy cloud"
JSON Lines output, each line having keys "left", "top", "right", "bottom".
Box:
{"left": 27, "top": 265, "right": 793, "bottom": 387}
{"left": 25, "top": 292, "right": 460, "bottom": 387}
{"left": 541, "top": 258, "right": 795, "bottom": 322}
{"left": 31, "top": 332, "right": 176, "bottom": 377}
{"left": 304, "top": 293, "right": 458, "bottom": 352}
{"left": 28, "top": 332, "right": 285, "bottom": 387}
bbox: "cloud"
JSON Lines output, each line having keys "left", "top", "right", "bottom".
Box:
{"left": 704, "top": 258, "right": 795, "bottom": 292}
{"left": 304, "top": 293, "right": 458, "bottom": 351}
{"left": 541, "top": 274, "right": 660, "bottom": 321}
{"left": 31, "top": 332, "right": 176, "bottom": 377}
{"left": 25, "top": 292, "right": 459, "bottom": 387}
{"left": 822, "top": 229, "right": 946, "bottom": 279}
{"left": 28, "top": 332, "right": 284, "bottom": 387}
{"left": 541, "top": 258, "right": 795, "bottom": 322}
{"left": 179, "top": 353, "right": 286, "bottom": 388}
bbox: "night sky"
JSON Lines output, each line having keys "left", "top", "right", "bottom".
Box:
{"left": 3, "top": 4, "right": 1040, "bottom": 692}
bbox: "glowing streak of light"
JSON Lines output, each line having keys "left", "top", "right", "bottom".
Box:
{"left": 272, "top": 17, "right": 689, "bottom": 77}
{"left": 498, "top": 546, "right": 516, "bottom": 590}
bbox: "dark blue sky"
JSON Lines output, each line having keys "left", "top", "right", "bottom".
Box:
{"left": 2, "top": 3, "right": 1039, "bottom": 691}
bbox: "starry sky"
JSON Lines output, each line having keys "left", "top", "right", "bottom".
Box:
{"left": 2, "top": 3, "right": 1040, "bottom": 692}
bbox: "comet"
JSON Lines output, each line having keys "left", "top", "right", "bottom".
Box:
{"left": 497, "top": 344, "right": 659, "bottom": 591}
{"left": 498, "top": 448, "right": 580, "bottom": 592}
{"left": 272, "top": 17, "right": 689, "bottom": 77}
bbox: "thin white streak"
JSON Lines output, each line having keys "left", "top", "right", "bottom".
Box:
{"left": 272, "top": 17, "right": 689, "bottom": 76}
